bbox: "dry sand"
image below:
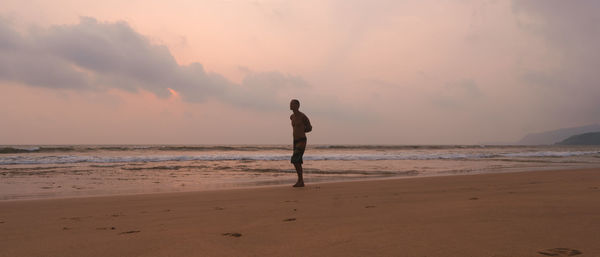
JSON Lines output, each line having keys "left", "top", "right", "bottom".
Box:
{"left": 1, "top": 168, "right": 599, "bottom": 257}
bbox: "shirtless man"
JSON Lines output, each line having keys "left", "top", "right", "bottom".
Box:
{"left": 290, "top": 99, "right": 312, "bottom": 187}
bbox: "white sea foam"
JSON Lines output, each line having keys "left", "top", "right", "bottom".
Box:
{"left": 1, "top": 150, "right": 599, "bottom": 165}
{"left": 3, "top": 145, "right": 600, "bottom": 201}
{"left": 502, "top": 151, "right": 599, "bottom": 157}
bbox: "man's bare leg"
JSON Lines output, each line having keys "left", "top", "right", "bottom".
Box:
{"left": 293, "top": 163, "right": 304, "bottom": 187}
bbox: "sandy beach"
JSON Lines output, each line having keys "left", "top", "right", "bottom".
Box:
{"left": 1, "top": 168, "right": 599, "bottom": 257}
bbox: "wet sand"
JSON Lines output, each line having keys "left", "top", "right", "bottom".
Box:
{"left": 1, "top": 168, "right": 599, "bottom": 257}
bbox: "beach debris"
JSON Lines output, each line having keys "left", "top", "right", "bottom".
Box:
{"left": 96, "top": 227, "right": 116, "bottom": 230}
{"left": 222, "top": 232, "right": 242, "bottom": 238}
{"left": 63, "top": 216, "right": 84, "bottom": 221}
{"left": 119, "top": 230, "right": 141, "bottom": 235}
{"left": 283, "top": 218, "right": 296, "bottom": 222}
{"left": 365, "top": 205, "right": 376, "bottom": 208}
{"left": 62, "top": 227, "right": 70, "bottom": 230}
{"left": 537, "top": 248, "right": 582, "bottom": 256}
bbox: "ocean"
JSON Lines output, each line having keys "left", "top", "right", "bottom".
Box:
{"left": 1, "top": 144, "right": 600, "bottom": 200}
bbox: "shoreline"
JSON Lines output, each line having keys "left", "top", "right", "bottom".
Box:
{"left": 3, "top": 164, "right": 600, "bottom": 202}
{"left": 1, "top": 167, "right": 600, "bottom": 256}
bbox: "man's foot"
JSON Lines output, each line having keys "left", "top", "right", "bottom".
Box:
{"left": 293, "top": 181, "right": 305, "bottom": 187}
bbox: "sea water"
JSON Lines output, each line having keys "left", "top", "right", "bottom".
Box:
{"left": 1, "top": 144, "right": 600, "bottom": 200}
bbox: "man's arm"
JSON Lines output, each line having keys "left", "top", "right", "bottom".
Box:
{"left": 303, "top": 114, "right": 312, "bottom": 132}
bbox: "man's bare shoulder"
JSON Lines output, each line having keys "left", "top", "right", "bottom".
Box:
{"left": 291, "top": 112, "right": 309, "bottom": 122}
{"left": 298, "top": 111, "right": 308, "bottom": 118}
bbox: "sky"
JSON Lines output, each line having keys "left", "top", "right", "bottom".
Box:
{"left": 1, "top": 0, "right": 599, "bottom": 145}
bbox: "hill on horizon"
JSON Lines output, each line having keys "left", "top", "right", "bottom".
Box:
{"left": 556, "top": 132, "right": 600, "bottom": 145}
{"left": 517, "top": 123, "right": 600, "bottom": 145}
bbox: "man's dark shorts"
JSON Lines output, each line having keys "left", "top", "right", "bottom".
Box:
{"left": 291, "top": 137, "right": 307, "bottom": 164}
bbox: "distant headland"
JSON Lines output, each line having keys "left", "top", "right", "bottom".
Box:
{"left": 517, "top": 124, "right": 600, "bottom": 145}
{"left": 556, "top": 132, "right": 600, "bottom": 145}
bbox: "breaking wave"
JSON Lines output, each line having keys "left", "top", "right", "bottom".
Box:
{"left": 1, "top": 150, "right": 599, "bottom": 165}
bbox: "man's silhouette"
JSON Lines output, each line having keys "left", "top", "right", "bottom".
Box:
{"left": 290, "top": 99, "right": 311, "bottom": 187}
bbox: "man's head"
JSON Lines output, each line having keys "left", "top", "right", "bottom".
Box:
{"left": 290, "top": 99, "right": 300, "bottom": 111}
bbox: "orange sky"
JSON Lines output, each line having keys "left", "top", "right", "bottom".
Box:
{"left": 1, "top": 1, "right": 599, "bottom": 144}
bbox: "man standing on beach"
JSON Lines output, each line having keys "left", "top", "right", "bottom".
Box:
{"left": 290, "top": 99, "right": 312, "bottom": 187}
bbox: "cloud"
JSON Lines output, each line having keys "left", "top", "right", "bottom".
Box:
{"left": 232, "top": 71, "right": 309, "bottom": 110}
{"left": 0, "top": 16, "right": 306, "bottom": 108}
{"left": 512, "top": 1, "right": 600, "bottom": 82}
{"left": 431, "top": 79, "right": 483, "bottom": 109}
{"left": 0, "top": 19, "right": 91, "bottom": 89}
{"left": 512, "top": 1, "right": 600, "bottom": 49}
{"left": 512, "top": 0, "right": 600, "bottom": 119}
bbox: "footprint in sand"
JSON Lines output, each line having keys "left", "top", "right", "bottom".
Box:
{"left": 222, "top": 232, "right": 242, "bottom": 237}
{"left": 538, "top": 248, "right": 582, "bottom": 256}
{"left": 119, "top": 230, "right": 141, "bottom": 235}
{"left": 61, "top": 216, "right": 90, "bottom": 221}
{"left": 283, "top": 218, "right": 296, "bottom": 222}
{"left": 96, "top": 227, "right": 116, "bottom": 230}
